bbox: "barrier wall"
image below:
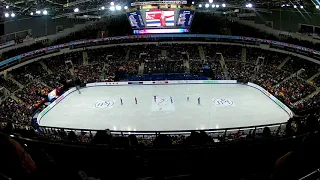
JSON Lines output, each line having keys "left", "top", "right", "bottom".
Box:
{"left": 247, "top": 82, "right": 294, "bottom": 118}
{"left": 37, "top": 87, "right": 76, "bottom": 123}
{"left": 37, "top": 80, "right": 293, "bottom": 126}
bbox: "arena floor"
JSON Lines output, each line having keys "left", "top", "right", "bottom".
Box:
{"left": 39, "top": 84, "right": 290, "bottom": 131}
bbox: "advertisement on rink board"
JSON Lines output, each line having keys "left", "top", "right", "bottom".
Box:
{"left": 37, "top": 87, "right": 77, "bottom": 124}
{"left": 152, "top": 81, "right": 168, "bottom": 84}
{"left": 86, "top": 82, "right": 128, "bottom": 87}
{"left": 247, "top": 82, "right": 293, "bottom": 117}
{"left": 203, "top": 80, "right": 237, "bottom": 84}
{"left": 203, "top": 80, "right": 219, "bottom": 84}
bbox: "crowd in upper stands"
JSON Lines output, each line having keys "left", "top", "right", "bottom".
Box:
{"left": 0, "top": 43, "right": 318, "bottom": 128}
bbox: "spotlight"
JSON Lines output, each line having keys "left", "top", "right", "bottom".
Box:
{"left": 36, "top": 10, "right": 41, "bottom": 14}
{"left": 294, "top": 5, "right": 297, "bottom": 8}
{"left": 316, "top": 5, "right": 319, "bottom": 9}
{"left": 286, "top": 4, "right": 290, "bottom": 6}
{"left": 205, "top": 3, "right": 209, "bottom": 8}
{"left": 115, "top": 5, "right": 121, "bottom": 10}
{"left": 222, "top": 3, "right": 226, "bottom": 7}
{"left": 199, "top": 4, "right": 202, "bottom": 7}
{"left": 124, "top": 6, "right": 128, "bottom": 9}
{"left": 281, "top": 4, "right": 285, "bottom": 7}
{"left": 300, "top": 5, "right": 303, "bottom": 9}
{"left": 4, "top": 13, "right": 9, "bottom": 17}
{"left": 74, "top": 8, "right": 79, "bottom": 12}
{"left": 101, "top": 6, "right": 105, "bottom": 10}
{"left": 110, "top": 6, "right": 115, "bottom": 11}
{"left": 192, "top": 1, "right": 195, "bottom": 5}
{"left": 6, "top": 5, "right": 9, "bottom": 9}
{"left": 247, "top": 3, "right": 252, "bottom": 8}
{"left": 110, "top": 2, "right": 114, "bottom": 6}
{"left": 216, "top": 4, "right": 220, "bottom": 8}
{"left": 43, "top": 10, "right": 48, "bottom": 15}
{"left": 212, "top": 4, "right": 215, "bottom": 8}
{"left": 209, "top": 0, "right": 213, "bottom": 3}
{"left": 30, "top": 12, "right": 34, "bottom": 15}
{"left": 11, "top": 13, "right": 15, "bottom": 17}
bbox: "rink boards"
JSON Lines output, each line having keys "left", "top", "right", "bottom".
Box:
{"left": 37, "top": 80, "right": 293, "bottom": 127}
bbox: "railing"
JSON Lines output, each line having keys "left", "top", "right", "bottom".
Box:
{"left": 1, "top": 120, "right": 287, "bottom": 144}
{"left": 299, "top": 168, "right": 320, "bottom": 180}
{"left": 1, "top": 33, "right": 320, "bottom": 68}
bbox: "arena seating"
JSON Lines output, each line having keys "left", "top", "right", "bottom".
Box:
{"left": 0, "top": 77, "right": 19, "bottom": 93}
{"left": 313, "top": 75, "right": 320, "bottom": 87}
{"left": 272, "top": 77, "right": 317, "bottom": 104}
{"left": 10, "top": 63, "right": 48, "bottom": 85}
{"left": 0, "top": 43, "right": 318, "bottom": 141}
{"left": 0, "top": 15, "right": 320, "bottom": 180}
{"left": 0, "top": 97, "right": 29, "bottom": 123}
{"left": 1, "top": 42, "right": 319, "bottom": 118}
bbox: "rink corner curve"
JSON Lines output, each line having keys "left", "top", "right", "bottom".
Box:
{"left": 246, "top": 82, "right": 294, "bottom": 118}
{"left": 36, "top": 80, "right": 294, "bottom": 126}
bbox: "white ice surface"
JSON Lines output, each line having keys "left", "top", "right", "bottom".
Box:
{"left": 40, "top": 84, "right": 290, "bottom": 131}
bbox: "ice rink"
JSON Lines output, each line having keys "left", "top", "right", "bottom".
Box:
{"left": 39, "top": 84, "right": 290, "bottom": 131}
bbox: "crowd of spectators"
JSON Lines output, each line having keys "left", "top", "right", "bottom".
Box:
{"left": 0, "top": 43, "right": 319, "bottom": 123}
{"left": 0, "top": 13, "right": 320, "bottom": 180}
{"left": 0, "top": 43, "right": 319, "bottom": 148}
{"left": 15, "top": 82, "right": 50, "bottom": 112}
{"left": 0, "top": 77, "right": 19, "bottom": 93}
{"left": 226, "top": 61, "right": 255, "bottom": 80}
{"left": 190, "top": 60, "right": 204, "bottom": 74}
{"left": 0, "top": 97, "right": 29, "bottom": 124}
{"left": 0, "top": 15, "right": 319, "bottom": 179}
{"left": 272, "top": 77, "right": 317, "bottom": 104}
{"left": 253, "top": 64, "right": 290, "bottom": 88}
{"left": 205, "top": 44, "right": 242, "bottom": 61}
{"left": 203, "top": 44, "right": 241, "bottom": 61}
{"left": 283, "top": 57, "right": 320, "bottom": 79}
{"left": 0, "top": 42, "right": 44, "bottom": 61}
{"left": 313, "top": 74, "right": 320, "bottom": 87}
{"left": 10, "top": 63, "right": 48, "bottom": 85}
{"left": 75, "top": 64, "right": 103, "bottom": 83}
{"left": 129, "top": 44, "right": 160, "bottom": 63}
{"left": 294, "top": 92, "right": 320, "bottom": 114}
{"left": 0, "top": 116, "right": 318, "bottom": 180}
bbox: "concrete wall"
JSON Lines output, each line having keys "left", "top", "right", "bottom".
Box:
{"left": 255, "top": 10, "right": 320, "bottom": 32}
{"left": 4, "top": 17, "right": 86, "bottom": 37}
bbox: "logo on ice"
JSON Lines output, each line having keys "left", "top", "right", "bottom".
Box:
{"left": 213, "top": 98, "right": 234, "bottom": 107}
{"left": 95, "top": 100, "right": 115, "bottom": 108}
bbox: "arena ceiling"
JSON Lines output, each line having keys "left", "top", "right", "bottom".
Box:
{"left": 0, "top": 0, "right": 318, "bottom": 19}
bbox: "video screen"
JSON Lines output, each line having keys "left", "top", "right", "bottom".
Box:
{"left": 127, "top": 11, "right": 145, "bottom": 29}
{"left": 145, "top": 9, "right": 175, "bottom": 27}
{"left": 176, "top": 10, "right": 195, "bottom": 27}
